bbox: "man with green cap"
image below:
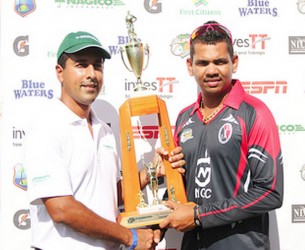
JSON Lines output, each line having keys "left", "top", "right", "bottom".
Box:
{"left": 25, "top": 31, "right": 185, "bottom": 250}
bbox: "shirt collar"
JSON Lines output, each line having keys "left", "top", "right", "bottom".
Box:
{"left": 223, "top": 79, "right": 245, "bottom": 110}
{"left": 190, "top": 79, "right": 245, "bottom": 116}
{"left": 55, "top": 98, "right": 100, "bottom": 125}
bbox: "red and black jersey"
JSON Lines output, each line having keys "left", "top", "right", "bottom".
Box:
{"left": 174, "top": 80, "right": 283, "bottom": 250}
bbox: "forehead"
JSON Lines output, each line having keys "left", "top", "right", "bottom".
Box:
{"left": 193, "top": 42, "right": 230, "bottom": 59}
{"left": 69, "top": 47, "right": 104, "bottom": 61}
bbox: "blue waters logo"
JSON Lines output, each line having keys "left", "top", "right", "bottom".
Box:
{"left": 14, "top": 79, "right": 54, "bottom": 99}
{"left": 238, "top": 0, "right": 278, "bottom": 17}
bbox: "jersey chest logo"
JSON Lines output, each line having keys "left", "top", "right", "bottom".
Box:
{"left": 181, "top": 128, "right": 193, "bottom": 143}
{"left": 218, "top": 123, "right": 233, "bottom": 144}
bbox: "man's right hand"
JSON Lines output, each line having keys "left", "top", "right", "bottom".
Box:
{"left": 133, "top": 228, "right": 161, "bottom": 250}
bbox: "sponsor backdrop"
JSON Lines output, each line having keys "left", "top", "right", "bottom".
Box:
{"left": 0, "top": 0, "right": 305, "bottom": 249}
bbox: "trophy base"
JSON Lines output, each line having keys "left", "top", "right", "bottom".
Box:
{"left": 118, "top": 208, "right": 172, "bottom": 228}
{"left": 137, "top": 203, "right": 170, "bottom": 215}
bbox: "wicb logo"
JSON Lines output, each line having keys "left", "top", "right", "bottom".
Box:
{"left": 14, "top": 0, "right": 36, "bottom": 17}
{"left": 13, "top": 163, "right": 28, "bottom": 191}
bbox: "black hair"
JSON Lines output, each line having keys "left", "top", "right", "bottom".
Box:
{"left": 190, "top": 21, "right": 234, "bottom": 59}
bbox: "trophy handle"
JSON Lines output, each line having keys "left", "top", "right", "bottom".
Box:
{"left": 120, "top": 47, "right": 133, "bottom": 72}
{"left": 143, "top": 44, "right": 149, "bottom": 71}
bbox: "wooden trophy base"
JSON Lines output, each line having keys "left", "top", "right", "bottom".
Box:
{"left": 118, "top": 94, "right": 187, "bottom": 228}
{"left": 118, "top": 205, "right": 172, "bottom": 228}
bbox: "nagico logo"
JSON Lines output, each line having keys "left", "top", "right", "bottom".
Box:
{"left": 297, "top": 0, "right": 305, "bottom": 14}
{"left": 13, "top": 209, "right": 31, "bottom": 230}
{"left": 241, "top": 81, "right": 287, "bottom": 94}
{"left": 14, "top": 0, "right": 36, "bottom": 17}
{"left": 170, "top": 34, "right": 190, "bottom": 58}
{"left": 13, "top": 163, "right": 28, "bottom": 191}
{"left": 278, "top": 124, "right": 305, "bottom": 134}
{"left": 144, "top": 0, "right": 162, "bottom": 14}
{"left": 54, "top": 0, "right": 124, "bottom": 8}
{"left": 289, "top": 36, "right": 305, "bottom": 54}
{"left": 13, "top": 35, "right": 29, "bottom": 57}
{"left": 14, "top": 79, "right": 54, "bottom": 99}
{"left": 238, "top": 0, "right": 278, "bottom": 17}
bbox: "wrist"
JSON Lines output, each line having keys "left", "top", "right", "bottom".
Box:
{"left": 128, "top": 228, "right": 138, "bottom": 250}
{"left": 193, "top": 205, "right": 202, "bottom": 228}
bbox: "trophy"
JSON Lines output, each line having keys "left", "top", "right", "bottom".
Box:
{"left": 117, "top": 11, "right": 187, "bottom": 228}
{"left": 120, "top": 11, "right": 149, "bottom": 92}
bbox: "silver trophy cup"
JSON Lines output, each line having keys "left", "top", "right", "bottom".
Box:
{"left": 120, "top": 11, "right": 149, "bottom": 92}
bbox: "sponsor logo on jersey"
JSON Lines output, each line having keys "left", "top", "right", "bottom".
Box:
{"left": 248, "top": 148, "right": 267, "bottom": 163}
{"left": 195, "top": 150, "right": 212, "bottom": 199}
{"left": 181, "top": 128, "right": 193, "bottom": 143}
{"left": 221, "top": 114, "right": 238, "bottom": 125}
{"left": 182, "top": 118, "right": 195, "bottom": 128}
{"left": 218, "top": 123, "right": 233, "bottom": 144}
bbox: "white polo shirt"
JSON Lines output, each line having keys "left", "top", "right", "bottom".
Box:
{"left": 25, "top": 99, "right": 121, "bottom": 250}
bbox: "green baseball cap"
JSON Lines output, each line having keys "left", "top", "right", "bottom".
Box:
{"left": 57, "top": 31, "right": 111, "bottom": 62}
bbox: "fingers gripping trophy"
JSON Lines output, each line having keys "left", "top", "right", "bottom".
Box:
{"left": 118, "top": 11, "right": 187, "bottom": 228}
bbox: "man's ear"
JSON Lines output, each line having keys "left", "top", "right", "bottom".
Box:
{"left": 232, "top": 54, "right": 239, "bottom": 73}
{"left": 55, "top": 64, "right": 64, "bottom": 84}
{"left": 186, "top": 58, "right": 194, "bottom": 76}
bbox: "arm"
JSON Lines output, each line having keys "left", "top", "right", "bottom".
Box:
{"left": 43, "top": 195, "right": 158, "bottom": 249}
